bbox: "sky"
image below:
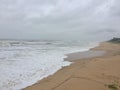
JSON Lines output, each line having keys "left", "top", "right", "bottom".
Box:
{"left": 0, "top": 0, "right": 120, "bottom": 41}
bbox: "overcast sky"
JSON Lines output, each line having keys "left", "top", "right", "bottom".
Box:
{"left": 0, "top": 0, "right": 120, "bottom": 41}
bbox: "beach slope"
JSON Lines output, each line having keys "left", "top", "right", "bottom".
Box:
{"left": 24, "top": 42, "right": 120, "bottom": 90}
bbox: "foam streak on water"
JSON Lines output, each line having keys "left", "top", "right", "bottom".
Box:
{"left": 0, "top": 40, "right": 98, "bottom": 90}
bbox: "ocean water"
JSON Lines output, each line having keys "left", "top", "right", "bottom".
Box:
{"left": 0, "top": 40, "right": 98, "bottom": 90}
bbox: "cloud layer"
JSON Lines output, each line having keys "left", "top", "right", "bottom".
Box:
{"left": 0, "top": 0, "right": 120, "bottom": 41}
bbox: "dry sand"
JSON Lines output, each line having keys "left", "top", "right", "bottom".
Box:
{"left": 24, "top": 42, "right": 120, "bottom": 90}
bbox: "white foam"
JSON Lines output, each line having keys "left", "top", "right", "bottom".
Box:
{"left": 0, "top": 40, "right": 98, "bottom": 90}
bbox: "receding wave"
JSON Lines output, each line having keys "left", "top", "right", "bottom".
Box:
{"left": 0, "top": 40, "right": 98, "bottom": 90}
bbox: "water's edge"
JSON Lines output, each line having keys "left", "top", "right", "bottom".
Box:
{"left": 0, "top": 40, "right": 100, "bottom": 90}
{"left": 22, "top": 42, "right": 100, "bottom": 90}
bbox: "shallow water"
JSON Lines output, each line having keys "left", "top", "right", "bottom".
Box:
{"left": 65, "top": 51, "right": 106, "bottom": 61}
{"left": 0, "top": 40, "right": 98, "bottom": 90}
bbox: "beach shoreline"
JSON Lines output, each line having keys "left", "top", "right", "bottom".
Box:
{"left": 24, "top": 42, "right": 120, "bottom": 90}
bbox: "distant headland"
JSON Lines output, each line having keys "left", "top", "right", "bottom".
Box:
{"left": 109, "top": 37, "right": 120, "bottom": 43}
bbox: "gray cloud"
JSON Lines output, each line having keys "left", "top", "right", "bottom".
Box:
{"left": 0, "top": 0, "right": 120, "bottom": 41}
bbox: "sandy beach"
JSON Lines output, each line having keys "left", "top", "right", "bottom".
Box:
{"left": 24, "top": 42, "right": 120, "bottom": 90}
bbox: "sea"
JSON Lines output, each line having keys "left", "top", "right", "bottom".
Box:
{"left": 0, "top": 40, "right": 98, "bottom": 90}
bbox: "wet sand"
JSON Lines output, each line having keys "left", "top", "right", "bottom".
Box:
{"left": 65, "top": 50, "right": 106, "bottom": 61}
{"left": 24, "top": 42, "right": 120, "bottom": 90}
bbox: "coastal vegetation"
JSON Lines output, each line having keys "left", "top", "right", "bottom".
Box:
{"left": 107, "top": 81, "right": 120, "bottom": 90}
{"left": 107, "top": 83, "right": 119, "bottom": 90}
{"left": 109, "top": 37, "right": 120, "bottom": 43}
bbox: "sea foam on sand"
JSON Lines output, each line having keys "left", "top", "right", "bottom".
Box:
{"left": 0, "top": 40, "right": 98, "bottom": 90}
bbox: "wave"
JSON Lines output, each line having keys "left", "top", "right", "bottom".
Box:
{"left": 0, "top": 40, "right": 98, "bottom": 90}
